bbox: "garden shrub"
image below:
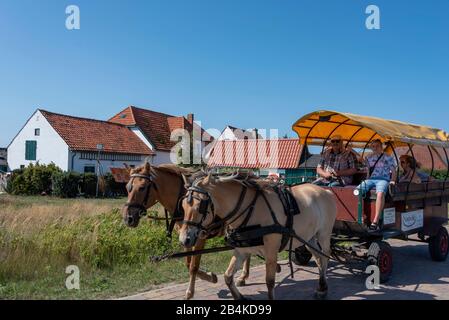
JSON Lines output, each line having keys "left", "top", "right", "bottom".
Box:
{"left": 8, "top": 163, "right": 61, "bottom": 195}
{"left": 51, "top": 172, "right": 81, "bottom": 198}
{"left": 80, "top": 173, "right": 97, "bottom": 197}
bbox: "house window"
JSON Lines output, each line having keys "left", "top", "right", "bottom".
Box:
{"left": 25, "top": 140, "right": 37, "bottom": 160}
{"left": 35, "top": 128, "right": 40, "bottom": 136}
{"left": 20, "top": 165, "right": 25, "bottom": 169}
{"left": 84, "top": 166, "right": 96, "bottom": 173}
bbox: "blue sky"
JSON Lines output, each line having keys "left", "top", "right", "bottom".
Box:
{"left": 1, "top": 0, "right": 449, "bottom": 146}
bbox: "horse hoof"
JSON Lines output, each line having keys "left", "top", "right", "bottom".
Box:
{"left": 236, "top": 279, "right": 246, "bottom": 287}
{"left": 211, "top": 273, "right": 218, "bottom": 284}
{"left": 314, "top": 290, "right": 328, "bottom": 300}
{"left": 185, "top": 291, "right": 194, "bottom": 300}
{"left": 276, "top": 264, "right": 281, "bottom": 273}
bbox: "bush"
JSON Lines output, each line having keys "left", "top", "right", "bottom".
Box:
{"left": 8, "top": 163, "right": 61, "bottom": 195}
{"left": 52, "top": 172, "right": 81, "bottom": 198}
{"left": 80, "top": 173, "right": 97, "bottom": 197}
{"left": 103, "top": 173, "right": 127, "bottom": 197}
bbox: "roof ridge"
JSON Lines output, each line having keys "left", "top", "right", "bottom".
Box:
{"left": 129, "top": 105, "right": 177, "bottom": 119}
{"left": 40, "top": 109, "right": 128, "bottom": 128}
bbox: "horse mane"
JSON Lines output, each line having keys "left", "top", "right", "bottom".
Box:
{"left": 154, "top": 164, "right": 198, "bottom": 176}
{"left": 212, "top": 171, "right": 279, "bottom": 190}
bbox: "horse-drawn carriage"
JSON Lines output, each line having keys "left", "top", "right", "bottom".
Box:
{"left": 123, "top": 110, "right": 449, "bottom": 300}
{"left": 291, "top": 110, "right": 449, "bottom": 282}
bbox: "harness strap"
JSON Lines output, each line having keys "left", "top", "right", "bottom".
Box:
{"left": 203, "top": 185, "right": 248, "bottom": 233}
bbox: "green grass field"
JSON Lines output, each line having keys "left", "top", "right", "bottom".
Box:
{"left": 0, "top": 194, "right": 264, "bottom": 299}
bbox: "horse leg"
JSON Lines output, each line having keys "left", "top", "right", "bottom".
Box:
{"left": 224, "top": 250, "right": 246, "bottom": 300}
{"left": 236, "top": 255, "right": 251, "bottom": 287}
{"left": 264, "top": 241, "right": 279, "bottom": 300}
{"left": 309, "top": 235, "right": 330, "bottom": 299}
{"left": 185, "top": 240, "right": 217, "bottom": 300}
{"left": 193, "top": 238, "right": 218, "bottom": 284}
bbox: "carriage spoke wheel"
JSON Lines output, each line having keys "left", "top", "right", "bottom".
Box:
{"left": 292, "top": 245, "right": 313, "bottom": 266}
{"left": 429, "top": 226, "right": 449, "bottom": 262}
{"left": 367, "top": 241, "right": 393, "bottom": 283}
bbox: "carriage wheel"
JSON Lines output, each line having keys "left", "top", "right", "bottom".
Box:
{"left": 367, "top": 241, "right": 393, "bottom": 283}
{"left": 429, "top": 226, "right": 449, "bottom": 262}
{"left": 292, "top": 245, "right": 313, "bottom": 266}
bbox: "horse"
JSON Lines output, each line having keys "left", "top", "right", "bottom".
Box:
{"left": 121, "top": 162, "right": 252, "bottom": 299}
{"left": 179, "top": 173, "right": 337, "bottom": 300}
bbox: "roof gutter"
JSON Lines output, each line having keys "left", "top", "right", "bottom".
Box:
{"left": 71, "top": 151, "right": 76, "bottom": 172}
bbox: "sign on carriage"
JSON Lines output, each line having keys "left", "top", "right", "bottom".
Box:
{"left": 401, "top": 210, "right": 424, "bottom": 232}
{"left": 383, "top": 208, "right": 396, "bottom": 225}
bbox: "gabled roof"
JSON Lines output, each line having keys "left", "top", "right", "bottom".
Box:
{"left": 222, "top": 125, "right": 263, "bottom": 139}
{"left": 207, "top": 139, "right": 303, "bottom": 169}
{"left": 40, "top": 110, "right": 153, "bottom": 155}
{"left": 109, "top": 106, "right": 212, "bottom": 151}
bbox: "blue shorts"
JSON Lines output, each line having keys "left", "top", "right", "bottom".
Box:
{"left": 357, "top": 179, "right": 390, "bottom": 194}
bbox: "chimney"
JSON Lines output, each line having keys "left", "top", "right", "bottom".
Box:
{"left": 187, "top": 113, "right": 194, "bottom": 124}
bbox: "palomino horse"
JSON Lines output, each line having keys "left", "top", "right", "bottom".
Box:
{"left": 179, "top": 173, "right": 337, "bottom": 300}
{"left": 121, "top": 162, "right": 252, "bottom": 299}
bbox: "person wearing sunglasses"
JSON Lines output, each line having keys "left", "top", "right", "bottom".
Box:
{"left": 313, "top": 135, "right": 358, "bottom": 187}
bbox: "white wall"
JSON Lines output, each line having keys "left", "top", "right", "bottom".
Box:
{"left": 217, "top": 126, "right": 259, "bottom": 141}
{"left": 7, "top": 110, "right": 69, "bottom": 171}
{"left": 153, "top": 150, "right": 172, "bottom": 165}
{"left": 69, "top": 152, "right": 151, "bottom": 173}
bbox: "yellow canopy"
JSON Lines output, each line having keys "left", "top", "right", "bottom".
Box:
{"left": 292, "top": 110, "right": 449, "bottom": 148}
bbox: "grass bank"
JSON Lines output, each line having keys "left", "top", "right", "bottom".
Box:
{"left": 0, "top": 195, "right": 263, "bottom": 299}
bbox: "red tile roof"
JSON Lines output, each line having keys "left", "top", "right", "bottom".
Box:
{"left": 40, "top": 110, "right": 153, "bottom": 155}
{"left": 207, "top": 139, "right": 303, "bottom": 169}
{"left": 110, "top": 168, "right": 131, "bottom": 183}
{"left": 396, "top": 145, "right": 448, "bottom": 171}
{"left": 109, "top": 106, "right": 213, "bottom": 151}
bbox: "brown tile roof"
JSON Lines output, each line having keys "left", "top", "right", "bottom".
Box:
{"left": 207, "top": 139, "right": 303, "bottom": 169}
{"left": 109, "top": 106, "right": 213, "bottom": 151}
{"left": 40, "top": 110, "right": 153, "bottom": 155}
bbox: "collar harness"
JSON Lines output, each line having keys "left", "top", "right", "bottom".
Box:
{"left": 182, "top": 178, "right": 301, "bottom": 252}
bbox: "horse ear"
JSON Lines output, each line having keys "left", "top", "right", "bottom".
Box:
{"left": 203, "top": 173, "right": 216, "bottom": 186}
{"left": 144, "top": 161, "right": 151, "bottom": 173}
{"left": 181, "top": 174, "right": 190, "bottom": 187}
{"left": 123, "top": 163, "right": 132, "bottom": 173}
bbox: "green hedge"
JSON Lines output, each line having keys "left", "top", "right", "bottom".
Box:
{"left": 8, "top": 163, "right": 62, "bottom": 195}
{"left": 51, "top": 172, "right": 81, "bottom": 198}
{"left": 7, "top": 163, "right": 126, "bottom": 198}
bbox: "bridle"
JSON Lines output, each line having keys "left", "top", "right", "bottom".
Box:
{"left": 124, "top": 173, "right": 155, "bottom": 218}
{"left": 124, "top": 171, "right": 187, "bottom": 238}
{"left": 182, "top": 183, "right": 215, "bottom": 234}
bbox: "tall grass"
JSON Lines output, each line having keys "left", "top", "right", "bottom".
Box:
{"left": 0, "top": 195, "right": 229, "bottom": 299}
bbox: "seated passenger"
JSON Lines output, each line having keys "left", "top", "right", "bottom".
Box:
{"left": 355, "top": 139, "right": 398, "bottom": 232}
{"left": 399, "top": 155, "right": 422, "bottom": 183}
{"left": 313, "top": 135, "right": 358, "bottom": 187}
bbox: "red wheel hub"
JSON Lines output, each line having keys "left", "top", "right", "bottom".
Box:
{"left": 379, "top": 250, "right": 392, "bottom": 274}
{"left": 440, "top": 233, "right": 448, "bottom": 255}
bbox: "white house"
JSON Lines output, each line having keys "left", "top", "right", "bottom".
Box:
{"left": 7, "top": 109, "right": 153, "bottom": 173}
{"left": 217, "top": 125, "right": 263, "bottom": 141}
